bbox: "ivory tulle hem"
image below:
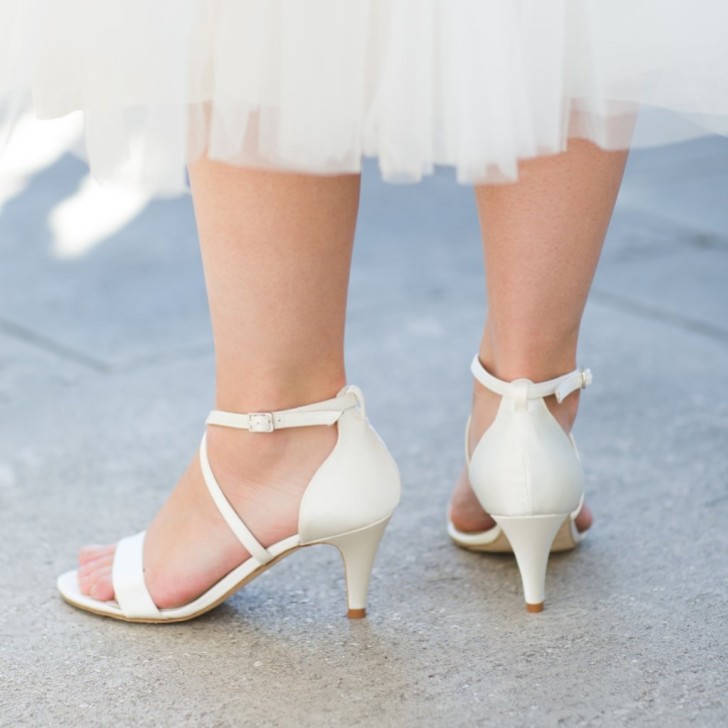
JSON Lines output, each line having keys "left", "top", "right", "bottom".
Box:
{"left": 2, "top": 0, "right": 728, "bottom": 194}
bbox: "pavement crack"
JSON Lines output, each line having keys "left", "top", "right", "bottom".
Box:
{"left": 0, "top": 316, "right": 111, "bottom": 372}
{"left": 704, "top": 494, "right": 728, "bottom": 509}
{"left": 591, "top": 289, "right": 728, "bottom": 344}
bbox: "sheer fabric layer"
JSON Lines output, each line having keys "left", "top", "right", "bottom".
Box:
{"left": 2, "top": 0, "right": 727, "bottom": 193}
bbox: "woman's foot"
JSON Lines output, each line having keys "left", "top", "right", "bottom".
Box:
{"left": 448, "top": 377, "right": 593, "bottom": 535}
{"left": 76, "top": 423, "right": 337, "bottom": 609}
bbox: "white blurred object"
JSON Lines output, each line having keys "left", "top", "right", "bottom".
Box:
{"left": 0, "top": 110, "right": 151, "bottom": 257}
{"left": 49, "top": 174, "right": 149, "bottom": 259}
{"left": 0, "top": 111, "right": 82, "bottom": 210}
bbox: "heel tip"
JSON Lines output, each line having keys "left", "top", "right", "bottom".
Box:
{"left": 526, "top": 602, "right": 544, "bottom": 613}
{"left": 347, "top": 608, "right": 367, "bottom": 619}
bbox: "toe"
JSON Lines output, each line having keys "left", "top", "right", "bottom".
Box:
{"left": 78, "top": 552, "right": 114, "bottom": 580}
{"left": 78, "top": 543, "right": 114, "bottom": 565}
{"left": 87, "top": 566, "right": 115, "bottom": 602}
{"left": 78, "top": 551, "right": 115, "bottom": 596}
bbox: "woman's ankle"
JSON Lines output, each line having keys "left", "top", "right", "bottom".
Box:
{"left": 214, "top": 368, "right": 347, "bottom": 413}
{"left": 479, "top": 320, "right": 581, "bottom": 381}
{"left": 204, "top": 418, "right": 339, "bottom": 491}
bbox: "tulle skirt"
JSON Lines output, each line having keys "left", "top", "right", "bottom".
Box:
{"left": 2, "top": 0, "right": 728, "bottom": 195}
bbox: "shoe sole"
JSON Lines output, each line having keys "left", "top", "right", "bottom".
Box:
{"left": 448, "top": 514, "right": 583, "bottom": 554}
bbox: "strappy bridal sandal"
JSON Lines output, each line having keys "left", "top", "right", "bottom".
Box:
{"left": 448, "top": 355, "right": 592, "bottom": 612}
{"left": 57, "top": 386, "right": 401, "bottom": 623}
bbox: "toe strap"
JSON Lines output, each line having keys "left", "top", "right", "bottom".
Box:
{"left": 112, "top": 532, "right": 161, "bottom": 619}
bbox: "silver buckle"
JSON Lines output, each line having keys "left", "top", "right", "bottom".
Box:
{"left": 248, "top": 412, "right": 275, "bottom": 433}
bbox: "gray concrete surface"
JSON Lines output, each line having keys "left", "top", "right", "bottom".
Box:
{"left": 1, "top": 134, "right": 727, "bottom": 727}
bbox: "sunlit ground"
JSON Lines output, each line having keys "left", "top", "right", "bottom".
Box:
{"left": 0, "top": 111, "right": 155, "bottom": 259}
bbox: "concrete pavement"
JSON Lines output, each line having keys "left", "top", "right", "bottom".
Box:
{"left": 1, "top": 128, "right": 727, "bottom": 727}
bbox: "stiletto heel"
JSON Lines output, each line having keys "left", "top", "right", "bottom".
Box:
{"left": 491, "top": 513, "right": 569, "bottom": 613}
{"left": 448, "top": 355, "right": 592, "bottom": 612}
{"left": 58, "top": 386, "right": 401, "bottom": 623}
{"left": 321, "top": 516, "right": 391, "bottom": 618}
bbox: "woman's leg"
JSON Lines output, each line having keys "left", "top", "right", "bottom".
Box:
{"left": 450, "top": 139, "right": 629, "bottom": 531}
{"left": 77, "top": 162, "right": 361, "bottom": 608}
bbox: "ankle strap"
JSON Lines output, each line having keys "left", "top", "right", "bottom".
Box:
{"left": 471, "top": 355, "right": 592, "bottom": 404}
{"left": 206, "top": 388, "right": 361, "bottom": 433}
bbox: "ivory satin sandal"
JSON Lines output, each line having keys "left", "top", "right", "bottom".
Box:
{"left": 448, "top": 355, "right": 592, "bottom": 612}
{"left": 57, "top": 386, "right": 401, "bottom": 623}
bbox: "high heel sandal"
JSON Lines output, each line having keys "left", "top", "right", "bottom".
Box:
{"left": 57, "top": 386, "right": 401, "bottom": 623}
{"left": 448, "top": 355, "right": 592, "bottom": 613}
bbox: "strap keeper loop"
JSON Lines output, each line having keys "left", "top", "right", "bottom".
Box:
{"left": 248, "top": 413, "right": 275, "bottom": 433}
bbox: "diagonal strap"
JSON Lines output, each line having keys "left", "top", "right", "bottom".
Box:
{"left": 471, "top": 355, "right": 592, "bottom": 404}
{"left": 199, "top": 433, "right": 273, "bottom": 565}
{"left": 206, "top": 391, "right": 359, "bottom": 433}
{"left": 112, "top": 532, "right": 161, "bottom": 619}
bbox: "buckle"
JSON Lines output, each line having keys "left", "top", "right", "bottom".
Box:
{"left": 248, "top": 412, "right": 275, "bottom": 433}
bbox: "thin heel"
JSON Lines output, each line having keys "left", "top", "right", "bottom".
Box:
{"left": 322, "top": 517, "right": 391, "bottom": 619}
{"left": 493, "top": 514, "right": 568, "bottom": 613}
